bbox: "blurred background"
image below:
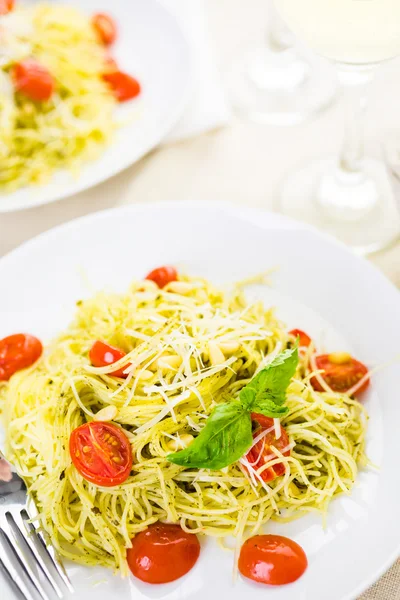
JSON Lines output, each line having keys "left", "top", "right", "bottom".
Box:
{"left": 1, "top": 0, "right": 400, "bottom": 272}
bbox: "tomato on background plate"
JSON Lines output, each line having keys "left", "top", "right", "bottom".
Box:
{"left": 289, "top": 328, "right": 312, "bottom": 348}
{"left": 69, "top": 421, "right": 132, "bottom": 486}
{"left": 12, "top": 59, "right": 54, "bottom": 102}
{"left": 0, "top": 0, "right": 14, "bottom": 15}
{"left": 127, "top": 523, "right": 200, "bottom": 583}
{"left": 145, "top": 266, "right": 178, "bottom": 288}
{"left": 92, "top": 14, "right": 140, "bottom": 102}
{"left": 103, "top": 70, "right": 141, "bottom": 102}
{"left": 245, "top": 414, "right": 290, "bottom": 483}
{"left": 239, "top": 534, "right": 308, "bottom": 585}
{"left": 0, "top": 334, "right": 42, "bottom": 381}
{"left": 89, "top": 340, "right": 130, "bottom": 378}
{"left": 311, "top": 353, "right": 369, "bottom": 396}
{"left": 92, "top": 13, "right": 117, "bottom": 45}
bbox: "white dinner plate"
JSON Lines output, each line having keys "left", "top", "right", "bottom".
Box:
{"left": 0, "top": 0, "right": 191, "bottom": 213}
{"left": 0, "top": 202, "right": 399, "bottom": 600}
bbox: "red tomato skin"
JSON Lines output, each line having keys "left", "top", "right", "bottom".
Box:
{"left": 92, "top": 13, "right": 117, "bottom": 45}
{"left": 127, "top": 523, "right": 200, "bottom": 584}
{"left": 239, "top": 534, "right": 308, "bottom": 585}
{"left": 89, "top": 340, "right": 129, "bottom": 378}
{"left": 288, "top": 329, "right": 312, "bottom": 347}
{"left": 0, "top": 334, "right": 42, "bottom": 381}
{"left": 69, "top": 422, "right": 132, "bottom": 487}
{"left": 0, "top": 0, "right": 14, "bottom": 15}
{"left": 245, "top": 414, "right": 290, "bottom": 483}
{"left": 145, "top": 266, "right": 178, "bottom": 289}
{"left": 250, "top": 413, "right": 274, "bottom": 429}
{"left": 12, "top": 59, "right": 54, "bottom": 102}
{"left": 311, "top": 354, "right": 369, "bottom": 396}
{"left": 102, "top": 71, "right": 141, "bottom": 102}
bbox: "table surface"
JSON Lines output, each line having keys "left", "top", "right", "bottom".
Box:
{"left": 0, "top": 1, "right": 399, "bottom": 598}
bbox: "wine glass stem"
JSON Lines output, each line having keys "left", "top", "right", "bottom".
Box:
{"left": 338, "top": 67, "right": 374, "bottom": 174}
{"left": 267, "top": 1, "right": 292, "bottom": 52}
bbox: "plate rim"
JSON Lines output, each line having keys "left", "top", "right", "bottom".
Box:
{"left": 0, "top": 200, "right": 399, "bottom": 600}
{"left": 1, "top": 200, "right": 400, "bottom": 304}
{"left": 0, "top": 0, "right": 193, "bottom": 214}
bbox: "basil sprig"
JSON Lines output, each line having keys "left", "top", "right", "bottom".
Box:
{"left": 167, "top": 345, "right": 298, "bottom": 470}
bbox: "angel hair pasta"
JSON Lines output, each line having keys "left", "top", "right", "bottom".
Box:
{"left": 0, "top": 273, "right": 368, "bottom": 574}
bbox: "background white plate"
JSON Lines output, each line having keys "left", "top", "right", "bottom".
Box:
{"left": 0, "top": 0, "right": 192, "bottom": 213}
{"left": 0, "top": 202, "right": 399, "bottom": 600}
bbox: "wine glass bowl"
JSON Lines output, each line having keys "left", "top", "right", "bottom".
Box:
{"left": 275, "top": 0, "right": 400, "bottom": 65}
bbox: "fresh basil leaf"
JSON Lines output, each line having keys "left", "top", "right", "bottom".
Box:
{"left": 239, "top": 387, "right": 255, "bottom": 409}
{"left": 239, "top": 345, "right": 299, "bottom": 409}
{"left": 250, "top": 399, "right": 288, "bottom": 417}
{"left": 167, "top": 401, "right": 253, "bottom": 470}
{"left": 168, "top": 347, "right": 298, "bottom": 470}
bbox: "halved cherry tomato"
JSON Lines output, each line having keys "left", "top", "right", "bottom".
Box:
{"left": 289, "top": 328, "right": 311, "bottom": 347}
{"left": 311, "top": 353, "right": 369, "bottom": 396}
{"left": 12, "top": 59, "right": 54, "bottom": 102}
{"left": 102, "top": 70, "right": 141, "bottom": 102}
{"left": 92, "top": 13, "right": 117, "bottom": 45}
{"left": 89, "top": 340, "right": 130, "bottom": 378}
{"left": 145, "top": 266, "right": 177, "bottom": 289}
{"left": 0, "top": 0, "right": 15, "bottom": 15}
{"left": 239, "top": 534, "right": 308, "bottom": 585}
{"left": 0, "top": 334, "right": 42, "bottom": 381}
{"left": 245, "top": 414, "right": 290, "bottom": 483}
{"left": 69, "top": 421, "right": 132, "bottom": 487}
{"left": 127, "top": 523, "right": 200, "bottom": 584}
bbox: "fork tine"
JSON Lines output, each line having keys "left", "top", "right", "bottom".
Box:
{"left": 23, "top": 510, "right": 74, "bottom": 594}
{"left": 36, "top": 533, "right": 74, "bottom": 595}
{"left": 0, "top": 551, "right": 36, "bottom": 600}
{"left": 11, "top": 511, "right": 64, "bottom": 598}
{"left": 0, "top": 524, "right": 50, "bottom": 600}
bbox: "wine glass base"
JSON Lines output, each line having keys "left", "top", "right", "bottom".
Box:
{"left": 279, "top": 157, "right": 400, "bottom": 254}
{"left": 225, "top": 45, "right": 337, "bottom": 126}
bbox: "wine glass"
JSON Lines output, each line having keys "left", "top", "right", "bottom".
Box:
{"left": 225, "top": 0, "right": 337, "bottom": 126}
{"left": 275, "top": 0, "right": 400, "bottom": 254}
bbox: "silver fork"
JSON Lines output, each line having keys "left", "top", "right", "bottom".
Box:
{"left": 0, "top": 456, "right": 73, "bottom": 600}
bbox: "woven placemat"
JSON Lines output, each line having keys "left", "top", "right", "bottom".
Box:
{"left": 360, "top": 559, "right": 400, "bottom": 599}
